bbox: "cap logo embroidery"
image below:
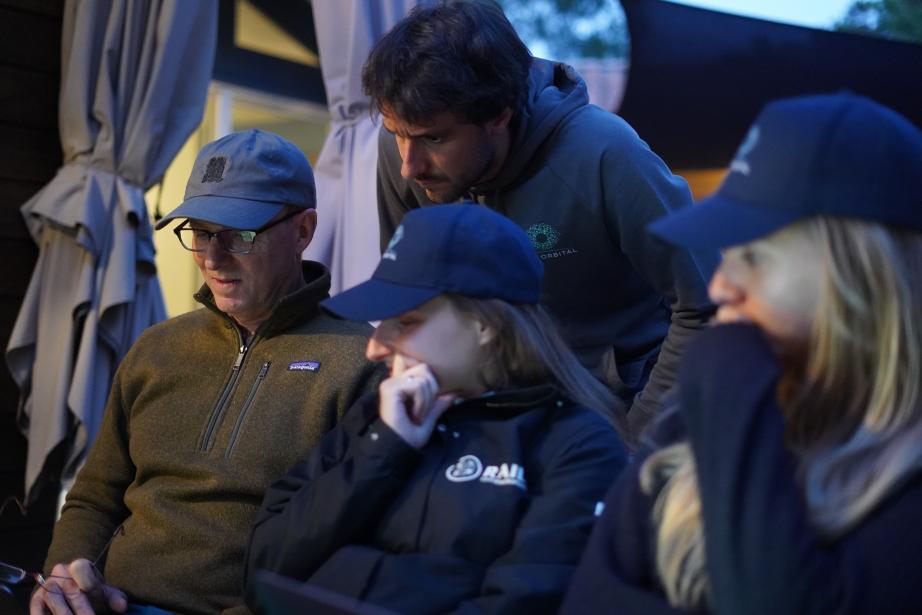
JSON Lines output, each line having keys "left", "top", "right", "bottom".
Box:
{"left": 288, "top": 360, "right": 321, "bottom": 372}
{"left": 730, "top": 125, "right": 759, "bottom": 176}
{"left": 202, "top": 156, "right": 227, "bottom": 183}
{"left": 382, "top": 224, "right": 404, "bottom": 261}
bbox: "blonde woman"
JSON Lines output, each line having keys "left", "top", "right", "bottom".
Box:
{"left": 245, "top": 204, "right": 628, "bottom": 614}
{"left": 562, "top": 92, "right": 922, "bottom": 614}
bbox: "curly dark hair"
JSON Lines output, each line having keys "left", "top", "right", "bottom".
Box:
{"left": 361, "top": 0, "right": 533, "bottom": 125}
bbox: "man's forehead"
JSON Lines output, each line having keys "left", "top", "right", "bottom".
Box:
{"left": 381, "top": 108, "right": 466, "bottom": 136}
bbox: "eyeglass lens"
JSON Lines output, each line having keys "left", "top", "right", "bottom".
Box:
{"left": 178, "top": 228, "right": 256, "bottom": 253}
{"left": 175, "top": 209, "right": 302, "bottom": 253}
{"left": 0, "top": 562, "right": 26, "bottom": 585}
{"left": 0, "top": 564, "right": 68, "bottom": 596}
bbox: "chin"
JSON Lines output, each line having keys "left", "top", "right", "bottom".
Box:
{"left": 214, "top": 298, "right": 246, "bottom": 317}
{"left": 425, "top": 186, "right": 464, "bottom": 203}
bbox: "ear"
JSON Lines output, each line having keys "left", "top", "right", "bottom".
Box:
{"left": 475, "top": 319, "right": 496, "bottom": 347}
{"left": 485, "top": 107, "right": 514, "bottom": 136}
{"left": 295, "top": 208, "right": 318, "bottom": 252}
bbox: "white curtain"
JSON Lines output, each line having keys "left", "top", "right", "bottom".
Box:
{"left": 304, "top": 0, "right": 421, "bottom": 295}
{"left": 6, "top": 0, "right": 217, "bottom": 503}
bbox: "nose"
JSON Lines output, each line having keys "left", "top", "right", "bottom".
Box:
{"left": 365, "top": 329, "right": 394, "bottom": 362}
{"left": 708, "top": 267, "right": 744, "bottom": 306}
{"left": 202, "top": 235, "right": 232, "bottom": 269}
{"left": 398, "top": 138, "right": 426, "bottom": 180}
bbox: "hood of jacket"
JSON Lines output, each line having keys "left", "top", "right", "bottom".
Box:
{"left": 471, "top": 58, "right": 589, "bottom": 196}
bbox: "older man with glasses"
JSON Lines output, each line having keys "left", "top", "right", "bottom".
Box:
{"left": 29, "top": 129, "right": 383, "bottom": 615}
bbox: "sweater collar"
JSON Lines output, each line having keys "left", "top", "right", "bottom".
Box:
{"left": 194, "top": 261, "right": 332, "bottom": 339}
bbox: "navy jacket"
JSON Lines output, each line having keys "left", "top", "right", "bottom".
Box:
{"left": 562, "top": 324, "right": 922, "bottom": 614}
{"left": 246, "top": 385, "right": 626, "bottom": 614}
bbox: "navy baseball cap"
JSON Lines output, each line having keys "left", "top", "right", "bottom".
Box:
{"left": 649, "top": 92, "right": 922, "bottom": 250}
{"left": 322, "top": 204, "right": 544, "bottom": 321}
{"left": 155, "top": 129, "right": 316, "bottom": 230}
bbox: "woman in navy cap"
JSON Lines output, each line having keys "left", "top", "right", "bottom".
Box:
{"left": 562, "top": 92, "right": 922, "bottom": 614}
{"left": 244, "top": 204, "right": 628, "bottom": 614}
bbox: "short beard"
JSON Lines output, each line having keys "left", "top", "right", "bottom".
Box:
{"left": 426, "top": 130, "right": 496, "bottom": 203}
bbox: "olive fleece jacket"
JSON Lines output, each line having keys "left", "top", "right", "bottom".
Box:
{"left": 44, "top": 262, "right": 383, "bottom": 615}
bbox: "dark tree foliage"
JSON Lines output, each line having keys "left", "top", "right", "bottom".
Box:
{"left": 498, "top": 0, "right": 629, "bottom": 59}
{"left": 835, "top": 0, "right": 922, "bottom": 44}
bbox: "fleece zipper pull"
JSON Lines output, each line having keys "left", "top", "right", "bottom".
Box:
{"left": 233, "top": 344, "right": 247, "bottom": 370}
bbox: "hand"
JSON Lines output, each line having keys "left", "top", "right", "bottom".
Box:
{"left": 30, "top": 559, "right": 127, "bottom": 615}
{"left": 378, "top": 362, "right": 456, "bottom": 449}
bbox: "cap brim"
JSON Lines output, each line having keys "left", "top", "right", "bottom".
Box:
{"left": 321, "top": 278, "right": 442, "bottom": 322}
{"left": 648, "top": 193, "right": 803, "bottom": 250}
{"left": 154, "top": 195, "right": 288, "bottom": 230}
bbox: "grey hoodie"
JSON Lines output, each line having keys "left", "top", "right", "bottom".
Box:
{"left": 376, "top": 59, "right": 715, "bottom": 437}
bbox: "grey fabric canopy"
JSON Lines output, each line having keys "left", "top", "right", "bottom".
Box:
{"left": 6, "top": 0, "right": 217, "bottom": 503}
{"left": 304, "top": 0, "right": 420, "bottom": 294}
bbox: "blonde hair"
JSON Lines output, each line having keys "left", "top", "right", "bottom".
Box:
{"left": 644, "top": 217, "right": 922, "bottom": 609}
{"left": 445, "top": 295, "right": 628, "bottom": 437}
{"left": 640, "top": 441, "right": 709, "bottom": 608}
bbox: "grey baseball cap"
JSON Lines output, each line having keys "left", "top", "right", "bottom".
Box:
{"left": 155, "top": 129, "right": 316, "bottom": 230}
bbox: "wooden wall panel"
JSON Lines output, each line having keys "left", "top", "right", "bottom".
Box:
{"left": 0, "top": 125, "right": 62, "bottom": 184}
{"left": 0, "top": 2, "right": 63, "bottom": 608}
{"left": 0, "top": 5, "right": 63, "bottom": 73}
{"left": 0, "top": 66, "right": 60, "bottom": 129}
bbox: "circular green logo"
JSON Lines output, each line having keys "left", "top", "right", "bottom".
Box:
{"left": 527, "top": 223, "right": 559, "bottom": 251}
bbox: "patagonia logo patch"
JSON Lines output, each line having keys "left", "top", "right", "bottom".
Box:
{"left": 288, "top": 360, "right": 321, "bottom": 372}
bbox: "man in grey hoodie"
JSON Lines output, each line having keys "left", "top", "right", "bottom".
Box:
{"left": 363, "top": 0, "right": 714, "bottom": 438}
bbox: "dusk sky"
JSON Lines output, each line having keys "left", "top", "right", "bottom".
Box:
{"left": 671, "top": 0, "right": 856, "bottom": 29}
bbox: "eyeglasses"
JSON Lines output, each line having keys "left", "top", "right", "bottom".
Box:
{"left": 0, "top": 562, "right": 67, "bottom": 596}
{"left": 0, "top": 525, "right": 124, "bottom": 596}
{"left": 173, "top": 209, "right": 302, "bottom": 254}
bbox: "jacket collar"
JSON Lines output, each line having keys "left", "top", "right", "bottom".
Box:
{"left": 450, "top": 383, "right": 566, "bottom": 418}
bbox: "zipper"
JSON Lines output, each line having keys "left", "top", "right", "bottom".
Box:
{"left": 413, "top": 432, "right": 452, "bottom": 550}
{"left": 198, "top": 342, "right": 248, "bottom": 452}
{"left": 225, "top": 361, "right": 271, "bottom": 459}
